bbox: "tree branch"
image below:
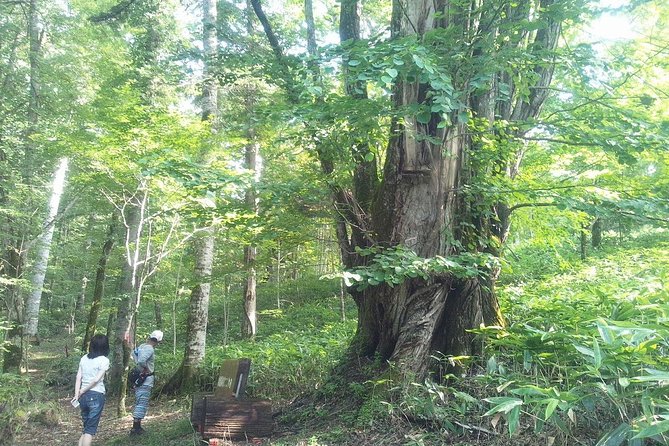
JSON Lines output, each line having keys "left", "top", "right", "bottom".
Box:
{"left": 519, "top": 136, "right": 603, "bottom": 147}
{"left": 249, "top": 0, "right": 283, "bottom": 58}
{"left": 507, "top": 202, "right": 555, "bottom": 214}
{"left": 89, "top": 0, "right": 139, "bottom": 23}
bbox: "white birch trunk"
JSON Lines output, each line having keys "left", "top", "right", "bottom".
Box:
{"left": 24, "top": 158, "right": 68, "bottom": 339}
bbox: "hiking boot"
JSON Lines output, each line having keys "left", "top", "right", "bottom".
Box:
{"left": 129, "top": 426, "right": 145, "bottom": 436}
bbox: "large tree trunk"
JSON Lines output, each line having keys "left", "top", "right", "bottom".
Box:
{"left": 184, "top": 231, "right": 214, "bottom": 379}
{"left": 345, "top": 0, "right": 558, "bottom": 379}
{"left": 249, "top": 0, "right": 561, "bottom": 380}
{"left": 82, "top": 218, "right": 115, "bottom": 352}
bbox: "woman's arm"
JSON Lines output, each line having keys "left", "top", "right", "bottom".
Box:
{"left": 71, "top": 366, "right": 82, "bottom": 402}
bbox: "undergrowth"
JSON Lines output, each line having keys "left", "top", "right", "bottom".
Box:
{"left": 274, "top": 231, "right": 669, "bottom": 446}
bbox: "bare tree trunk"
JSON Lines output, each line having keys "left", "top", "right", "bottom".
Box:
{"left": 242, "top": 243, "right": 257, "bottom": 338}
{"left": 238, "top": 0, "right": 261, "bottom": 339}
{"left": 24, "top": 158, "right": 69, "bottom": 342}
{"left": 241, "top": 82, "right": 260, "bottom": 338}
{"left": 109, "top": 203, "right": 139, "bottom": 403}
{"left": 163, "top": 0, "right": 218, "bottom": 393}
{"left": 82, "top": 218, "right": 115, "bottom": 351}
{"left": 154, "top": 301, "right": 162, "bottom": 329}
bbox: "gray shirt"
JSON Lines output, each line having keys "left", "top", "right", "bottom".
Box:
{"left": 133, "top": 343, "right": 155, "bottom": 387}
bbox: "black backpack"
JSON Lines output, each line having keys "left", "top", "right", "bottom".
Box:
{"left": 128, "top": 367, "right": 153, "bottom": 389}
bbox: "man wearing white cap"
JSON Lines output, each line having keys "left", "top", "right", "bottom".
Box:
{"left": 130, "top": 329, "right": 163, "bottom": 436}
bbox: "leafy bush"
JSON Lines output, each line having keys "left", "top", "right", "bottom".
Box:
{"left": 472, "top": 235, "right": 669, "bottom": 443}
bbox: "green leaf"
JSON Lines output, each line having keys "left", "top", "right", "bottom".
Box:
{"left": 347, "top": 59, "right": 361, "bottom": 66}
{"left": 593, "top": 337, "right": 602, "bottom": 369}
{"left": 632, "top": 419, "right": 669, "bottom": 439}
{"left": 595, "top": 423, "right": 631, "bottom": 446}
{"left": 416, "top": 110, "right": 432, "bottom": 124}
{"left": 483, "top": 397, "right": 523, "bottom": 416}
{"left": 596, "top": 318, "right": 615, "bottom": 344}
{"left": 385, "top": 67, "right": 398, "bottom": 78}
{"left": 457, "top": 111, "right": 469, "bottom": 124}
{"left": 632, "top": 368, "right": 669, "bottom": 383}
{"left": 545, "top": 398, "right": 560, "bottom": 420}
{"left": 574, "top": 344, "right": 595, "bottom": 358}
{"left": 508, "top": 405, "right": 521, "bottom": 435}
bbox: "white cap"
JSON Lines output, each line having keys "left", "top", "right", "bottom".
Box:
{"left": 149, "top": 330, "right": 164, "bottom": 342}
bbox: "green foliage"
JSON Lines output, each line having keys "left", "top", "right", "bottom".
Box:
{"left": 325, "top": 246, "right": 499, "bottom": 291}
{"left": 469, "top": 232, "right": 669, "bottom": 442}
{"left": 207, "top": 312, "right": 356, "bottom": 402}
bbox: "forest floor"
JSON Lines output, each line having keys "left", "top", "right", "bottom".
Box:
{"left": 12, "top": 334, "right": 272, "bottom": 446}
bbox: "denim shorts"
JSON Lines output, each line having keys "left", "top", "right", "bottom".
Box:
{"left": 79, "top": 390, "right": 105, "bottom": 435}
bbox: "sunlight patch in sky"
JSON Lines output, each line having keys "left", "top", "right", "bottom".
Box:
{"left": 588, "top": 13, "right": 638, "bottom": 42}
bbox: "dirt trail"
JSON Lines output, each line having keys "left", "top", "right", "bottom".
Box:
{"left": 13, "top": 335, "right": 187, "bottom": 446}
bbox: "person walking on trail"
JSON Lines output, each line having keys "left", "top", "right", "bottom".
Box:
{"left": 130, "top": 329, "right": 163, "bottom": 436}
{"left": 72, "top": 334, "right": 110, "bottom": 446}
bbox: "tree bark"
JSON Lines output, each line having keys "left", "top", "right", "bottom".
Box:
{"left": 163, "top": 0, "right": 218, "bottom": 393}
{"left": 592, "top": 218, "right": 602, "bottom": 248}
{"left": 24, "top": 158, "right": 69, "bottom": 341}
{"left": 74, "top": 276, "right": 88, "bottom": 321}
{"left": 241, "top": 3, "right": 260, "bottom": 339}
{"left": 162, "top": 230, "right": 214, "bottom": 393}
{"left": 109, "top": 203, "right": 140, "bottom": 403}
{"left": 82, "top": 218, "right": 116, "bottom": 352}
{"left": 346, "top": 0, "right": 559, "bottom": 378}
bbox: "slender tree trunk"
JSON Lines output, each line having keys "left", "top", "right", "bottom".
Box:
{"left": 240, "top": 0, "right": 261, "bottom": 339}
{"left": 82, "top": 218, "right": 115, "bottom": 351}
{"left": 241, "top": 92, "right": 259, "bottom": 338}
{"left": 154, "top": 301, "right": 162, "bottom": 329}
{"left": 3, "top": 0, "right": 43, "bottom": 371}
{"left": 163, "top": 0, "right": 218, "bottom": 393}
{"left": 242, "top": 243, "right": 258, "bottom": 337}
{"left": 109, "top": 204, "right": 139, "bottom": 402}
{"left": 24, "top": 158, "right": 69, "bottom": 342}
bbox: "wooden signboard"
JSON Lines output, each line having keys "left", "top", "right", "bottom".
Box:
{"left": 214, "top": 358, "right": 250, "bottom": 399}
